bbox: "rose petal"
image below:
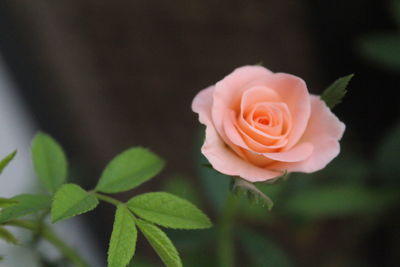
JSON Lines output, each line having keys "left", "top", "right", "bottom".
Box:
{"left": 192, "top": 84, "right": 282, "bottom": 182}
{"left": 251, "top": 105, "right": 283, "bottom": 135}
{"left": 243, "top": 102, "right": 291, "bottom": 138}
{"left": 238, "top": 102, "right": 291, "bottom": 145}
{"left": 215, "top": 66, "right": 274, "bottom": 109}
{"left": 202, "top": 125, "right": 281, "bottom": 182}
{"left": 212, "top": 66, "right": 274, "bottom": 137}
{"left": 262, "top": 142, "right": 313, "bottom": 162}
{"left": 262, "top": 73, "right": 311, "bottom": 149}
{"left": 242, "top": 149, "right": 275, "bottom": 167}
{"left": 223, "top": 110, "right": 250, "bottom": 149}
{"left": 241, "top": 86, "right": 282, "bottom": 114}
{"left": 270, "top": 95, "right": 345, "bottom": 172}
{"left": 237, "top": 121, "right": 289, "bottom": 152}
{"left": 192, "top": 86, "right": 215, "bottom": 125}
{"left": 224, "top": 110, "right": 288, "bottom": 153}
{"left": 192, "top": 86, "right": 246, "bottom": 159}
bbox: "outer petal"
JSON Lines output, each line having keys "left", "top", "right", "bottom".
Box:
{"left": 270, "top": 95, "right": 345, "bottom": 173}
{"left": 192, "top": 86, "right": 215, "bottom": 125}
{"left": 202, "top": 125, "right": 282, "bottom": 182}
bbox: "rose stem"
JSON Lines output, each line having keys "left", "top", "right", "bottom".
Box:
{"left": 217, "top": 192, "right": 239, "bottom": 267}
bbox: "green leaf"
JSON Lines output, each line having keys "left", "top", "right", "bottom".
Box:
{"left": 136, "top": 219, "right": 182, "bottom": 267}
{"left": 284, "top": 185, "right": 400, "bottom": 219}
{"left": 238, "top": 228, "right": 294, "bottom": 267}
{"left": 0, "top": 226, "right": 19, "bottom": 245}
{"left": 51, "top": 184, "right": 99, "bottom": 223}
{"left": 0, "top": 194, "right": 51, "bottom": 223}
{"left": 358, "top": 34, "right": 400, "bottom": 72}
{"left": 0, "top": 150, "right": 16, "bottom": 175}
{"left": 320, "top": 74, "right": 353, "bottom": 108}
{"left": 31, "top": 132, "right": 68, "bottom": 192}
{"left": 127, "top": 192, "right": 212, "bottom": 229}
{"left": 96, "top": 147, "right": 165, "bottom": 194}
{"left": 0, "top": 198, "right": 18, "bottom": 208}
{"left": 232, "top": 178, "right": 274, "bottom": 210}
{"left": 108, "top": 205, "right": 137, "bottom": 267}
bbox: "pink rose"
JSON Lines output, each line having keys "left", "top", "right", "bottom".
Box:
{"left": 192, "top": 66, "right": 345, "bottom": 182}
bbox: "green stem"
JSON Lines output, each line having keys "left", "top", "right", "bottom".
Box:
{"left": 217, "top": 192, "right": 239, "bottom": 267}
{"left": 5, "top": 220, "right": 89, "bottom": 267}
{"left": 31, "top": 210, "right": 50, "bottom": 244}
{"left": 94, "top": 192, "right": 122, "bottom": 206}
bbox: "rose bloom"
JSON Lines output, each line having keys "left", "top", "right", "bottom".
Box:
{"left": 192, "top": 66, "right": 345, "bottom": 182}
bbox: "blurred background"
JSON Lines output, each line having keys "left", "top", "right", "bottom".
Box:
{"left": 0, "top": 0, "right": 399, "bottom": 266}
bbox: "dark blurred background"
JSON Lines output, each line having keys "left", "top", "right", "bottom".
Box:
{"left": 1, "top": 0, "right": 399, "bottom": 266}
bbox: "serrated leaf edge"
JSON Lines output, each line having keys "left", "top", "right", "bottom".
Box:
{"left": 107, "top": 205, "right": 137, "bottom": 267}
{"left": 127, "top": 192, "right": 212, "bottom": 230}
{"left": 135, "top": 219, "right": 182, "bottom": 267}
{"left": 95, "top": 147, "right": 165, "bottom": 193}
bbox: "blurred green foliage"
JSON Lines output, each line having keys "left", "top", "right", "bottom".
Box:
{"left": 238, "top": 228, "right": 294, "bottom": 267}
{"left": 376, "top": 123, "right": 400, "bottom": 184}
{"left": 283, "top": 184, "right": 398, "bottom": 219}
{"left": 358, "top": 34, "right": 400, "bottom": 71}
{"left": 357, "top": 0, "right": 400, "bottom": 72}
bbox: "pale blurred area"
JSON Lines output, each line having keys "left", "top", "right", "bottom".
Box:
{"left": 0, "top": 55, "right": 103, "bottom": 266}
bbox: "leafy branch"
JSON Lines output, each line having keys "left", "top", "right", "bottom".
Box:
{"left": 0, "top": 132, "right": 212, "bottom": 267}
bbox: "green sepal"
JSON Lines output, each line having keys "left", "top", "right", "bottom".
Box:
{"left": 231, "top": 178, "right": 274, "bottom": 211}
{"left": 321, "top": 74, "right": 353, "bottom": 108}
